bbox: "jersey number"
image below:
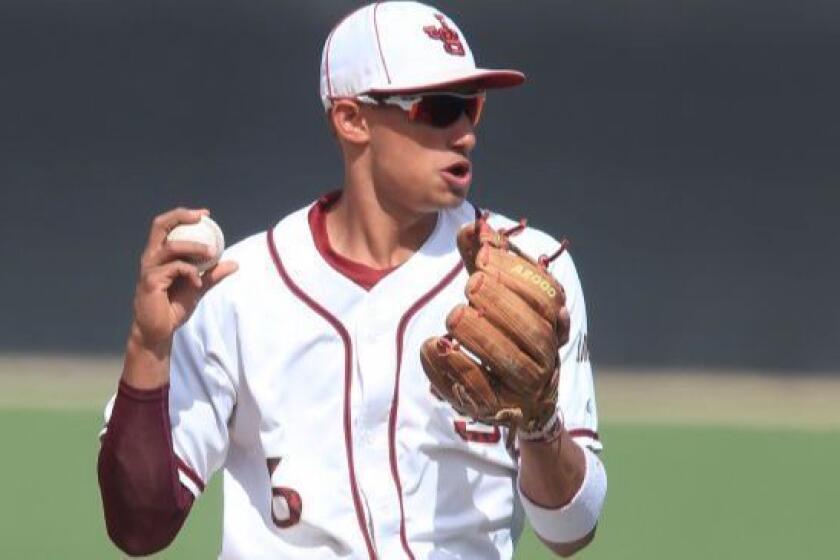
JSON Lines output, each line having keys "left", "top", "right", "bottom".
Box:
{"left": 454, "top": 419, "right": 501, "bottom": 444}
{"left": 267, "top": 458, "right": 303, "bottom": 529}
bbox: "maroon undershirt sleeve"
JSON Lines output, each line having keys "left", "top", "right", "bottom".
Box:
{"left": 97, "top": 381, "right": 195, "bottom": 556}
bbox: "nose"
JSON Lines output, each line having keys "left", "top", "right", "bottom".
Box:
{"left": 449, "top": 114, "right": 477, "bottom": 154}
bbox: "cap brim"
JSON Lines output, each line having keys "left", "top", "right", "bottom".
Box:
{"left": 366, "top": 69, "right": 525, "bottom": 95}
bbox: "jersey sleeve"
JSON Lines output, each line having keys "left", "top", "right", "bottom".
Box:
{"left": 167, "top": 286, "right": 239, "bottom": 495}
{"left": 550, "top": 253, "right": 602, "bottom": 452}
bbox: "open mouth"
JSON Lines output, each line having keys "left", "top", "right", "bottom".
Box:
{"left": 445, "top": 161, "right": 471, "bottom": 178}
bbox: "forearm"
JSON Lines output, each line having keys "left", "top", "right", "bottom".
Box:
{"left": 519, "top": 426, "right": 586, "bottom": 508}
{"left": 98, "top": 207, "right": 233, "bottom": 555}
{"left": 120, "top": 324, "right": 171, "bottom": 390}
{"left": 98, "top": 381, "right": 194, "bottom": 556}
{"left": 518, "top": 423, "right": 606, "bottom": 556}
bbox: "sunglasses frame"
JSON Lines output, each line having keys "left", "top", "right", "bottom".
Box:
{"left": 354, "top": 91, "right": 486, "bottom": 128}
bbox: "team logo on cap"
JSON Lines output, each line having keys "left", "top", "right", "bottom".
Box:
{"left": 423, "top": 14, "right": 466, "bottom": 56}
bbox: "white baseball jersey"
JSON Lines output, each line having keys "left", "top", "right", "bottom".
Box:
{"left": 112, "top": 198, "right": 600, "bottom": 559}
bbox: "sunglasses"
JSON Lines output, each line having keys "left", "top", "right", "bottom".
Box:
{"left": 355, "top": 91, "right": 485, "bottom": 128}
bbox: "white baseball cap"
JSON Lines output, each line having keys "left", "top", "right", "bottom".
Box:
{"left": 320, "top": 1, "right": 525, "bottom": 109}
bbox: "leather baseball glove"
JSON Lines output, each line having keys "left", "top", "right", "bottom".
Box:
{"left": 420, "top": 215, "right": 571, "bottom": 444}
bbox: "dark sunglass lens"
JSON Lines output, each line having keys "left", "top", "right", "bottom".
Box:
{"left": 418, "top": 95, "right": 470, "bottom": 128}
{"left": 465, "top": 97, "right": 482, "bottom": 125}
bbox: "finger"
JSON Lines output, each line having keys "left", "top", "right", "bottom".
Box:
{"left": 446, "top": 304, "right": 543, "bottom": 395}
{"left": 141, "top": 260, "right": 203, "bottom": 292}
{"left": 144, "top": 207, "right": 210, "bottom": 253}
{"left": 419, "top": 337, "right": 499, "bottom": 420}
{"left": 474, "top": 245, "right": 565, "bottom": 326}
{"left": 465, "top": 272, "right": 557, "bottom": 370}
{"left": 199, "top": 260, "right": 239, "bottom": 295}
{"left": 144, "top": 240, "right": 214, "bottom": 268}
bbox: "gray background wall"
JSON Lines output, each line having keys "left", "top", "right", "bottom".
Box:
{"left": 1, "top": 0, "right": 837, "bottom": 373}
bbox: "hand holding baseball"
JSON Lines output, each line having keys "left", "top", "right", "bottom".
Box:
{"left": 129, "top": 207, "right": 238, "bottom": 357}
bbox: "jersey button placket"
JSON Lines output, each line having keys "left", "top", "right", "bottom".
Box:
{"left": 354, "top": 301, "right": 403, "bottom": 552}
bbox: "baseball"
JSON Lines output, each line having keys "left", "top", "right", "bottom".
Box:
{"left": 166, "top": 215, "right": 225, "bottom": 273}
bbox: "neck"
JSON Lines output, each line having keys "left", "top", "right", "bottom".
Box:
{"left": 326, "top": 166, "right": 437, "bottom": 270}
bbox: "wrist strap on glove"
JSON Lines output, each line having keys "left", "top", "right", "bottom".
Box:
{"left": 517, "top": 411, "right": 563, "bottom": 443}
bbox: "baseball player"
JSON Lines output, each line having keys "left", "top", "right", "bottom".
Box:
{"left": 98, "top": 2, "right": 606, "bottom": 558}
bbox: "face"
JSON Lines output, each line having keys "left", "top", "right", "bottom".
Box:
{"left": 359, "top": 94, "right": 479, "bottom": 214}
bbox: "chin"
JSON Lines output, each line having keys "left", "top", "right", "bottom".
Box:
{"left": 445, "top": 194, "right": 468, "bottom": 209}
{"left": 435, "top": 188, "right": 469, "bottom": 210}
{"left": 416, "top": 193, "right": 463, "bottom": 215}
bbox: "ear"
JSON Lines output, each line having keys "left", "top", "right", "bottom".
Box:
{"left": 329, "top": 99, "right": 370, "bottom": 145}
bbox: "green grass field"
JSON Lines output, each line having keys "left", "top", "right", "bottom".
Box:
{"left": 1, "top": 364, "right": 838, "bottom": 558}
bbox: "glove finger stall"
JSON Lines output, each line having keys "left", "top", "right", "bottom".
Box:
{"left": 446, "top": 305, "right": 544, "bottom": 395}
{"left": 465, "top": 272, "right": 558, "bottom": 371}
{"left": 419, "top": 337, "right": 500, "bottom": 420}
{"left": 456, "top": 223, "right": 482, "bottom": 275}
{"left": 475, "top": 245, "right": 565, "bottom": 327}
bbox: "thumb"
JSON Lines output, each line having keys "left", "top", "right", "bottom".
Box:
{"left": 199, "top": 260, "right": 239, "bottom": 296}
